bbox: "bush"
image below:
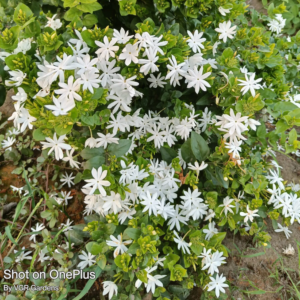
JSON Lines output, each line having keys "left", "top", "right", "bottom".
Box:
{"left": 1, "top": 0, "right": 300, "bottom": 299}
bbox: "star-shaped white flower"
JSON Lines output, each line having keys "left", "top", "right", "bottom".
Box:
{"left": 215, "top": 21, "right": 237, "bottom": 43}
{"left": 41, "top": 133, "right": 71, "bottom": 160}
{"left": 83, "top": 167, "right": 111, "bottom": 196}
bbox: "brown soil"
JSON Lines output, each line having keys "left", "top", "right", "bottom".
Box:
{"left": 247, "top": 0, "right": 267, "bottom": 14}
{"left": 0, "top": 89, "right": 15, "bottom": 120}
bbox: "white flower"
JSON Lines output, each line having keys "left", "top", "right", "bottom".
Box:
{"left": 60, "top": 191, "right": 73, "bottom": 205}
{"left": 63, "top": 148, "right": 81, "bottom": 168}
{"left": 282, "top": 244, "right": 295, "bottom": 256}
{"left": 60, "top": 219, "right": 73, "bottom": 232}
{"left": 215, "top": 21, "right": 237, "bottom": 43}
{"left": 188, "top": 161, "right": 208, "bottom": 176}
{"left": 265, "top": 169, "right": 285, "bottom": 190}
{"left": 185, "top": 66, "right": 211, "bottom": 93}
{"left": 103, "top": 281, "right": 118, "bottom": 300}
{"left": 12, "top": 87, "right": 27, "bottom": 103}
{"left": 29, "top": 223, "right": 45, "bottom": 243}
{"left": 81, "top": 71, "right": 101, "bottom": 93}
{"left": 165, "top": 55, "right": 186, "bottom": 87}
{"left": 212, "top": 41, "right": 221, "bottom": 56}
{"left": 147, "top": 73, "right": 167, "bottom": 88}
{"left": 173, "top": 231, "right": 191, "bottom": 254}
{"left": 77, "top": 251, "right": 96, "bottom": 269}
{"left": 203, "top": 221, "right": 218, "bottom": 240}
{"left": 46, "top": 14, "right": 62, "bottom": 30}
{"left": 175, "top": 117, "right": 193, "bottom": 140}
{"left": 98, "top": 59, "right": 120, "bottom": 88}
{"left": 38, "top": 249, "right": 51, "bottom": 263}
{"left": 225, "top": 139, "right": 242, "bottom": 158}
{"left": 95, "top": 36, "right": 119, "bottom": 61}
{"left": 140, "top": 191, "right": 160, "bottom": 216}
{"left": 96, "top": 133, "right": 119, "bottom": 149}
{"left": 1, "top": 137, "right": 15, "bottom": 151}
{"left": 119, "top": 43, "right": 139, "bottom": 66}
{"left": 268, "top": 14, "right": 286, "bottom": 34}
{"left": 218, "top": 6, "right": 231, "bottom": 16}
{"left": 167, "top": 205, "right": 188, "bottom": 231}
{"left": 202, "top": 250, "right": 226, "bottom": 275}
{"left": 60, "top": 172, "right": 75, "bottom": 188}
{"left": 45, "top": 96, "right": 75, "bottom": 116}
{"left": 106, "top": 234, "right": 132, "bottom": 258}
{"left": 14, "top": 247, "right": 32, "bottom": 263}
{"left": 145, "top": 274, "right": 166, "bottom": 294}
{"left": 206, "top": 273, "right": 228, "bottom": 298}
{"left": 41, "top": 133, "right": 71, "bottom": 160}
{"left": 238, "top": 73, "right": 263, "bottom": 97}
{"left": 74, "top": 55, "right": 98, "bottom": 76}
{"left": 5, "top": 70, "right": 26, "bottom": 86}
{"left": 113, "top": 28, "right": 133, "bottom": 44}
{"left": 139, "top": 48, "right": 159, "bottom": 75}
{"left": 14, "top": 38, "right": 31, "bottom": 54}
{"left": 103, "top": 191, "right": 129, "bottom": 214}
{"left": 275, "top": 223, "right": 292, "bottom": 239}
{"left": 187, "top": 30, "right": 206, "bottom": 53}
{"left": 219, "top": 196, "right": 235, "bottom": 216}
{"left": 85, "top": 137, "right": 97, "bottom": 148}
{"left": 46, "top": 54, "right": 76, "bottom": 83}
{"left": 55, "top": 75, "right": 82, "bottom": 102}
{"left": 240, "top": 205, "right": 259, "bottom": 223}
{"left": 83, "top": 167, "right": 111, "bottom": 196}
{"left": 216, "top": 108, "right": 248, "bottom": 142}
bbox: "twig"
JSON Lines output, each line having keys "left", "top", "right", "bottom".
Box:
{"left": 6, "top": 198, "right": 43, "bottom": 257}
{"left": 43, "top": 164, "right": 50, "bottom": 225}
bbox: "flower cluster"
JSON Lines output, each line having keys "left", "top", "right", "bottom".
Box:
{"left": 2, "top": 1, "right": 300, "bottom": 300}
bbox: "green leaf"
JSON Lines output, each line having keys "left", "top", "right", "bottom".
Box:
{"left": 275, "top": 119, "right": 290, "bottom": 134}
{"left": 274, "top": 102, "right": 298, "bottom": 113}
{"left": 64, "top": 0, "right": 80, "bottom": 8}
{"left": 64, "top": 7, "right": 83, "bottom": 21}
{"left": 160, "top": 147, "right": 177, "bottom": 164}
{"left": 81, "top": 147, "right": 104, "bottom": 159}
{"left": 77, "top": 2, "right": 102, "bottom": 13}
{"left": 208, "top": 232, "right": 226, "bottom": 246}
{"left": 180, "top": 138, "right": 196, "bottom": 163}
{"left": 81, "top": 30, "right": 97, "bottom": 47}
{"left": 228, "top": 216, "right": 236, "bottom": 229}
{"left": 136, "top": 270, "right": 148, "bottom": 283}
{"left": 119, "top": 0, "right": 136, "bottom": 16}
{"left": 107, "top": 139, "right": 132, "bottom": 157}
{"left": 74, "top": 172, "right": 82, "bottom": 184}
{"left": 5, "top": 226, "right": 17, "bottom": 245}
{"left": 82, "top": 156, "right": 105, "bottom": 170}
{"left": 190, "top": 132, "right": 210, "bottom": 161}
{"left": 72, "top": 267, "right": 102, "bottom": 300}
{"left": 127, "top": 243, "right": 139, "bottom": 254}
{"left": 163, "top": 253, "right": 180, "bottom": 270}
{"left": 86, "top": 242, "right": 102, "bottom": 255}
{"left": 65, "top": 230, "right": 84, "bottom": 245}
{"left": 98, "top": 109, "right": 111, "bottom": 124}
{"left": 91, "top": 88, "right": 104, "bottom": 100}
{"left": 33, "top": 128, "right": 47, "bottom": 141}
{"left": 82, "top": 14, "right": 98, "bottom": 27}
{"left": 6, "top": 296, "right": 18, "bottom": 300}
{"left": 170, "top": 264, "right": 187, "bottom": 281}
{"left": 97, "top": 254, "right": 107, "bottom": 269}
{"left": 289, "top": 128, "right": 297, "bottom": 144}
{"left": 123, "top": 228, "right": 141, "bottom": 239}
{"left": 55, "top": 124, "right": 73, "bottom": 136}
{"left": 0, "top": 26, "right": 21, "bottom": 51}
{"left": 13, "top": 3, "right": 33, "bottom": 25}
